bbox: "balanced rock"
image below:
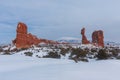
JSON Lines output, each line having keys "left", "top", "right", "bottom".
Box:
{"left": 81, "top": 28, "right": 90, "bottom": 44}
{"left": 92, "top": 30, "right": 104, "bottom": 47}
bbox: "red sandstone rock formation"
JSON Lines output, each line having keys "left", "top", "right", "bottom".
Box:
{"left": 81, "top": 28, "right": 90, "bottom": 44}
{"left": 13, "top": 22, "right": 40, "bottom": 48}
{"left": 92, "top": 30, "right": 104, "bottom": 47}
{"left": 13, "top": 22, "right": 58, "bottom": 48}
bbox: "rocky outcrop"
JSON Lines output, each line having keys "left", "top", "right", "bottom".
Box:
{"left": 13, "top": 22, "right": 58, "bottom": 49}
{"left": 81, "top": 28, "right": 90, "bottom": 44}
{"left": 92, "top": 30, "right": 104, "bottom": 47}
{"left": 13, "top": 22, "right": 40, "bottom": 48}
{"left": 13, "top": 23, "right": 104, "bottom": 48}
{"left": 80, "top": 27, "right": 104, "bottom": 47}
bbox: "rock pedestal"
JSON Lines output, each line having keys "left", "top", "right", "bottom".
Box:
{"left": 81, "top": 28, "right": 90, "bottom": 44}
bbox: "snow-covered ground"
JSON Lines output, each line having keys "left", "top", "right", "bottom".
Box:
{"left": 0, "top": 54, "right": 120, "bottom": 80}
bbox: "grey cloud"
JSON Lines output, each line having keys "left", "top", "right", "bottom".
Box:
{"left": 0, "top": 0, "right": 120, "bottom": 43}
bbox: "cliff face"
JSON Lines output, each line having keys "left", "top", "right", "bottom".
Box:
{"left": 13, "top": 22, "right": 40, "bottom": 48}
{"left": 81, "top": 28, "right": 90, "bottom": 44}
{"left": 92, "top": 30, "right": 104, "bottom": 47}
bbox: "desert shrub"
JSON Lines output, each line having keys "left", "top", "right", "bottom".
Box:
{"left": 84, "top": 48, "right": 90, "bottom": 52}
{"left": 54, "top": 46, "right": 59, "bottom": 49}
{"left": 109, "top": 48, "right": 120, "bottom": 59}
{"left": 16, "top": 48, "right": 28, "bottom": 52}
{"left": 60, "top": 48, "right": 70, "bottom": 56}
{"left": 78, "top": 58, "right": 88, "bottom": 62}
{"left": 71, "top": 57, "right": 88, "bottom": 63}
{"left": 0, "top": 48, "right": 3, "bottom": 52}
{"left": 20, "top": 48, "right": 28, "bottom": 51}
{"left": 70, "top": 48, "right": 80, "bottom": 56}
{"left": 96, "top": 49, "right": 108, "bottom": 59}
{"left": 91, "top": 48, "right": 98, "bottom": 53}
{"left": 10, "top": 48, "right": 18, "bottom": 52}
{"left": 87, "top": 52, "right": 97, "bottom": 59}
{"left": 24, "top": 52, "right": 33, "bottom": 57}
{"left": 69, "top": 48, "right": 88, "bottom": 63}
{"left": 43, "top": 51, "right": 60, "bottom": 59}
{"left": 110, "top": 49, "right": 118, "bottom": 57}
{"left": 116, "top": 55, "right": 120, "bottom": 59}
{"left": 36, "top": 55, "right": 41, "bottom": 58}
{"left": 70, "top": 48, "right": 87, "bottom": 58}
{"left": 3, "top": 50, "right": 11, "bottom": 55}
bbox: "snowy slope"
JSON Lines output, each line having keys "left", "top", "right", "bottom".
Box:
{"left": 0, "top": 54, "right": 120, "bottom": 80}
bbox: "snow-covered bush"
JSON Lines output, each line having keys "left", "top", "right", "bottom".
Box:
{"left": 69, "top": 48, "right": 88, "bottom": 62}
{"left": 24, "top": 52, "right": 33, "bottom": 57}
{"left": 3, "top": 50, "right": 11, "bottom": 55}
{"left": 43, "top": 51, "right": 60, "bottom": 59}
{"left": 60, "top": 48, "right": 70, "bottom": 56}
{"left": 0, "top": 48, "right": 3, "bottom": 52}
{"left": 96, "top": 49, "right": 109, "bottom": 59}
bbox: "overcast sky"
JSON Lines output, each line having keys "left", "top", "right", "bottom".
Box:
{"left": 0, "top": 0, "right": 120, "bottom": 44}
